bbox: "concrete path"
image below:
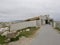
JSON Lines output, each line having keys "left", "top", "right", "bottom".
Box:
{"left": 9, "top": 25, "right": 60, "bottom": 45}
{"left": 29, "top": 25, "right": 60, "bottom": 45}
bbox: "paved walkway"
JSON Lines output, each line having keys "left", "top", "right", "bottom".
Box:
{"left": 9, "top": 25, "right": 60, "bottom": 45}
{"left": 29, "top": 25, "right": 60, "bottom": 45}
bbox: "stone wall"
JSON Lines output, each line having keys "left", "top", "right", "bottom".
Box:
{"left": 10, "top": 20, "right": 40, "bottom": 31}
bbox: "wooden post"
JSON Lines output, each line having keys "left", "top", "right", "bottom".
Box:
{"left": 9, "top": 25, "right": 10, "bottom": 32}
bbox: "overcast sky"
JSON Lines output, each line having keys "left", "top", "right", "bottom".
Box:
{"left": 0, "top": 0, "right": 60, "bottom": 21}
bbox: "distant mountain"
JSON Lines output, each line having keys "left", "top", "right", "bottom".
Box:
{"left": 0, "top": 19, "right": 25, "bottom": 23}
{"left": 12, "top": 20, "right": 26, "bottom": 23}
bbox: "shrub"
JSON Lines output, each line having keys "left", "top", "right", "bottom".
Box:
{"left": 10, "top": 37, "right": 19, "bottom": 42}
{"left": 17, "top": 27, "right": 39, "bottom": 37}
{"left": 55, "top": 27, "right": 60, "bottom": 31}
{"left": 0, "top": 35, "right": 7, "bottom": 44}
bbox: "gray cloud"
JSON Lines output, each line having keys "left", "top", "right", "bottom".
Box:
{"left": 0, "top": 0, "right": 60, "bottom": 21}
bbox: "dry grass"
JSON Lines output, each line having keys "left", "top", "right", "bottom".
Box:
{"left": 17, "top": 27, "right": 40, "bottom": 37}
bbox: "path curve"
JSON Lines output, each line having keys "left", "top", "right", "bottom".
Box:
{"left": 29, "top": 25, "right": 60, "bottom": 45}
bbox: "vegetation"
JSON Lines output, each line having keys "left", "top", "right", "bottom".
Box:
{"left": 10, "top": 37, "right": 19, "bottom": 42}
{"left": 0, "top": 35, "right": 7, "bottom": 45}
{"left": 0, "top": 27, "right": 40, "bottom": 44}
{"left": 17, "top": 27, "right": 40, "bottom": 37}
{"left": 10, "top": 27, "right": 39, "bottom": 42}
{"left": 55, "top": 27, "right": 60, "bottom": 31}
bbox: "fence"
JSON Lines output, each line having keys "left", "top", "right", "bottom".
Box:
{"left": 53, "top": 21, "right": 60, "bottom": 29}
{"left": 10, "top": 20, "right": 40, "bottom": 31}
